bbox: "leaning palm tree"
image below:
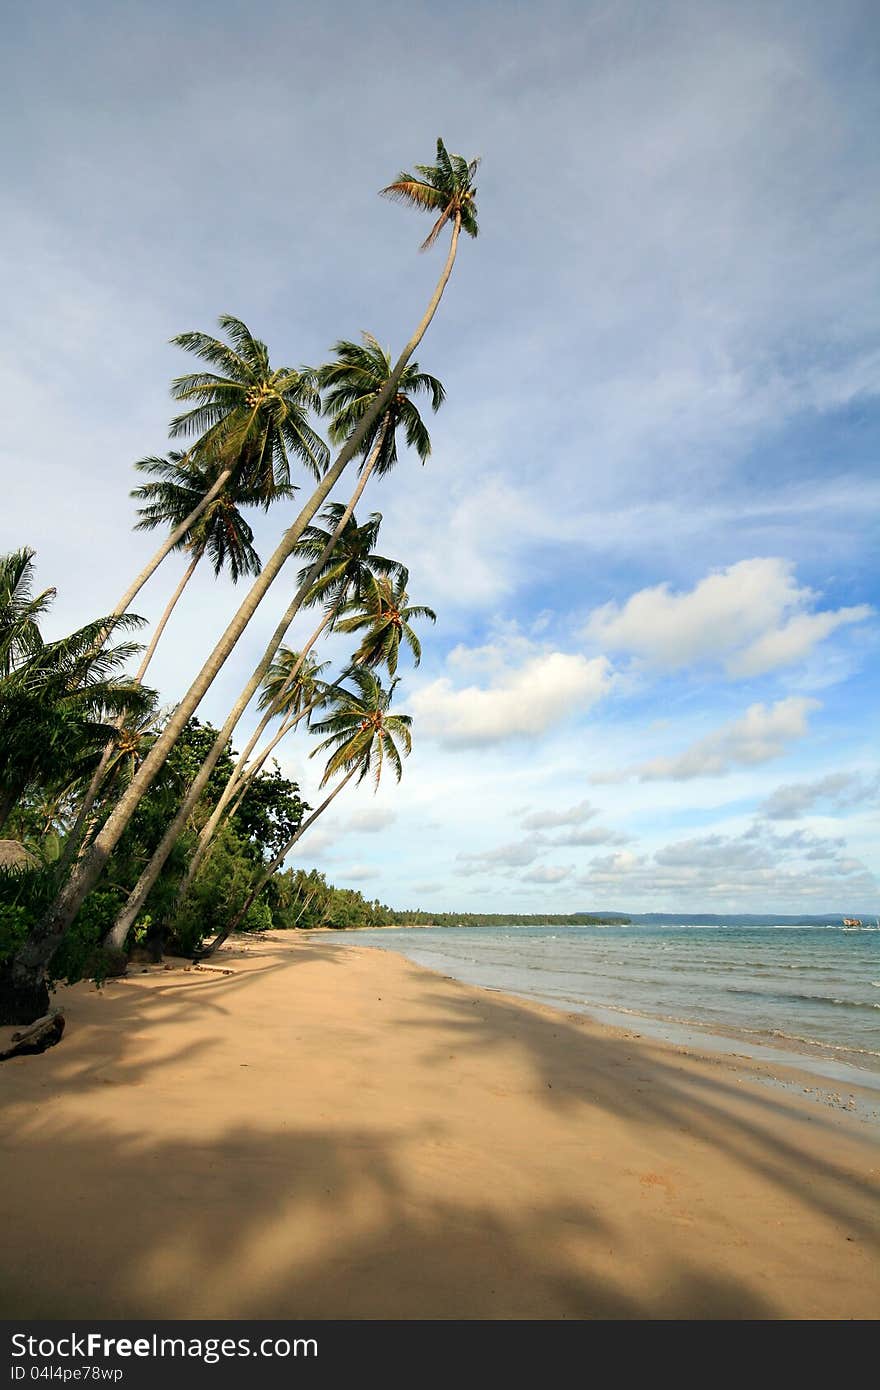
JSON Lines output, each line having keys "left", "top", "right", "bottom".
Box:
{"left": 108, "top": 358, "right": 440, "bottom": 942}
{"left": 168, "top": 315, "right": 328, "bottom": 498}
{"left": 196, "top": 669, "right": 411, "bottom": 957}
{"left": 337, "top": 572, "right": 436, "bottom": 676}
{"left": 26, "top": 140, "right": 479, "bottom": 1022}
{"left": 56, "top": 453, "right": 272, "bottom": 880}
{"left": 129, "top": 451, "right": 267, "bottom": 680}
{"left": 168, "top": 651, "right": 333, "bottom": 908}
{"left": 382, "top": 137, "right": 479, "bottom": 252}
{"left": 98, "top": 315, "right": 328, "bottom": 641}
{"left": 0, "top": 548, "right": 54, "bottom": 679}
{"left": 319, "top": 332, "right": 444, "bottom": 475}
{"left": 0, "top": 592, "right": 151, "bottom": 846}
{"left": 167, "top": 506, "right": 406, "bottom": 910}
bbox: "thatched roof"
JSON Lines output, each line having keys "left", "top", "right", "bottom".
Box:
{"left": 0, "top": 839, "right": 38, "bottom": 872}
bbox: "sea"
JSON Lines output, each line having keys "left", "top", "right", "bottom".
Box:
{"left": 333, "top": 919, "right": 880, "bottom": 1090}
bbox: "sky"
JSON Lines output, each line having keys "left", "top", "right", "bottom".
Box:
{"left": 3, "top": 0, "right": 878, "bottom": 915}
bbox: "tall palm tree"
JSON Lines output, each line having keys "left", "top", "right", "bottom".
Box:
{"left": 109, "top": 352, "right": 441, "bottom": 943}
{"left": 336, "top": 572, "right": 436, "bottom": 676}
{"left": 319, "top": 333, "right": 444, "bottom": 474}
{"left": 168, "top": 314, "right": 329, "bottom": 496}
{"left": 0, "top": 548, "right": 55, "bottom": 679}
{"left": 58, "top": 453, "right": 273, "bottom": 880}
{"left": 130, "top": 451, "right": 267, "bottom": 680}
{"left": 99, "top": 316, "right": 328, "bottom": 641}
{"left": 382, "top": 137, "right": 480, "bottom": 252}
{"left": 196, "top": 670, "right": 411, "bottom": 957}
{"left": 167, "top": 506, "right": 407, "bottom": 907}
{"left": 27, "top": 140, "right": 479, "bottom": 1021}
{"left": 0, "top": 563, "right": 151, "bottom": 841}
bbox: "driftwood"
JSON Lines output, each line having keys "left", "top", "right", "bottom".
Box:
{"left": 0, "top": 1010, "right": 65, "bottom": 1061}
{"left": 190, "top": 963, "right": 234, "bottom": 976}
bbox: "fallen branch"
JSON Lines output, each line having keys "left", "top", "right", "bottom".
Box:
{"left": 0, "top": 1011, "right": 65, "bottom": 1060}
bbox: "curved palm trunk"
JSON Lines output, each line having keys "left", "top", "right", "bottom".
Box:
{"left": 179, "top": 605, "right": 337, "bottom": 892}
{"left": 106, "top": 468, "right": 232, "bottom": 637}
{"left": 179, "top": 679, "right": 321, "bottom": 898}
{"left": 293, "top": 887, "right": 318, "bottom": 926}
{"left": 107, "top": 421, "right": 390, "bottom": 948}
{"left": 15, "top": 216, "right": 461, "bottom": 1017}
{"left": 132, "top": 551, "right": 201, "bottom": 682}
{"left": 196, "top": 766, "right": 357, "bottom": 958}
{"left": 52, "top": 550, "right": 204, "bottom": 881}
{"left": 193, "top": 410, "right": 390, "bottom": 842}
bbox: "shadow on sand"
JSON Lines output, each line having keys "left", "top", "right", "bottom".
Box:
{"left": 0, "top": 935, "right": 876, "bottom": 1318}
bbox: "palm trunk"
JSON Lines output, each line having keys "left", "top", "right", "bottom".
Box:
{"left": 106, "top": 419, "right": 390, "bottom": 947}
{"left": 180, "top": 604, "right": 337, "bottom": 888}
{"left": 195, "top": 411, "right": 389, "bottom": 841}
{"left": 179, "top": 678, "right": 322, "bottom": 898}
{"left": 105, "top": 469, "right": 231, "bottom": 636}
{"left": 133, "top": 551, "right": 201, "bottom": 682}
{"left": 196, "top": 767, "right": 358, "bottom": 958}
{"left": 14, "top": 216, "right": 461, "bottom": 1018}
{"left": 52, "top": 550, "right": 204, "bottom": 883}
{"left": 293, "top": 887, "right": 317, "bottom": 926}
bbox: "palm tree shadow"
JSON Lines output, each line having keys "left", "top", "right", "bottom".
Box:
{"left": 0, "top": 1119, "right": 779, "bottom": 1320}
{"left": 397, "top": 977, "right": 880, "bottom": 1250}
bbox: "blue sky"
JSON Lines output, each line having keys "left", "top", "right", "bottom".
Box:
{"left": 3, "top": 0, "right": 878, "bottom": 913}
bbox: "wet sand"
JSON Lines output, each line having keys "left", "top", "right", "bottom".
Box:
{"left": 1, "top": 932, "right": 878, "bottom": 1319}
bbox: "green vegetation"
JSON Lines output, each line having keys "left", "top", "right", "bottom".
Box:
{"left": 0, "top": 140, "right": 480, "bottom": 1027}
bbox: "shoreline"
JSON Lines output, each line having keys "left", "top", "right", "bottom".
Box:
{"left": 322, "top": 923, "right": 880, "bottom": 1099}
{"left": 1, "top": 931, "right": 879, "bottom": 1318}
{"left": 321, "top": 932, "right": 880, "bottom": 1127}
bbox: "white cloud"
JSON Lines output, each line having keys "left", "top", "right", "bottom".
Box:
{"left": 412, "top": 651, "right": 613, "bottom": 748}
{"left": 520, "top": 799, "right": 597, "bottom": 830}
{"left": 457, "top": 840, "right": 541, "bottom": 874}
{"left": 604, "top": 696, "right": 820, "bottom": 782}
{"left": 346, "top": 808, "right": 397, "bottom": 834}
{"left": 521, "top": 865, "right": 573, "bottom": 884}
{"left": 729, "top": 607, "right": 873, "bottom": 677}
{"left": 761, "top": 771, "right": 880, "bottom": 821}
{"left": 549, "top": 825, "right": 630, "bottom": 847}
{"left": 335, "top": 864, "right": 381, "bottom": 883}
{"left": 584, "top": 559, "right": 872, "bottom": 675}
{"left": 575, "top": 824, "right": 877, "bottom": 911}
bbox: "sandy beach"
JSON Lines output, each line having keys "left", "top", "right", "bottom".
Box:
{"left": 1, "top": 931, "right": 878, "bottom": 1320}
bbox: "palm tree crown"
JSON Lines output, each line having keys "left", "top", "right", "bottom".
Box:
{"left": 131, "top": 452, "right": 269, "bottom": 583}
{"left": 310, "top": 668, "right": 412, "bottom": 788}
{"left": 0, "top": 548, "right": 54, "bottom": 679}
{"left": 168, "top": 314, "right": 329, "bottom": 497}
{"left": 336, "top": 572, "right": 436, "bottom": 676}
{"left": 258, "top": 650, "right": 330, "bottom": 725}
{"left": 318, "top": 333, "right": 444, "bottom": 475}
{"left": 294, "top": 506, "right": 405, "bottom": 611}
{"left": 381, "top": 137, "right": 480, "bottom": 250}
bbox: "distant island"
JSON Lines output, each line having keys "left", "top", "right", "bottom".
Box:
{"left": 332, "top": 911, "right": 632, "bottom": 929}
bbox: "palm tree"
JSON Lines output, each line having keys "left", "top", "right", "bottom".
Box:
{"left": 97, "top": 316, "right": 328, "bottom": 644}
{"left": 108, "top": 351, "right": 441, "bottom": 943}
{"left": 0, "top": 549, "right": 54, "bottom": 680}
{"left": 319, "top": 332, "right": 444, "bottom": 474}
{"left": 0, "top": 553, "right": 154, "bottom": 838}
{"left": 57, "top": 453, "right": 273, "bottom": 880}
{"left": 168, "top": 314, "right": 328, "bottom": 496}
{"left": 337, "top": 572, "right": 436, "bottom": 676}
{"left": 382, "top": 137, "right": 479, "bottom": 251}
{"left": 129, "top": 451, "right": 267, "bottom": 681}
{"left": 27, "top": 140, "right": 479, "bottom": 1021}
{"left": 196, "top": 669, "right": 411, "bottom": 957}
{"left": 167, "top": 506, "right": 406, "bottom": 908}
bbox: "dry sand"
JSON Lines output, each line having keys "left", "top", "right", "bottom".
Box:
{"left": 1, "top": 931, "right": 878, "bottom": 1320}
